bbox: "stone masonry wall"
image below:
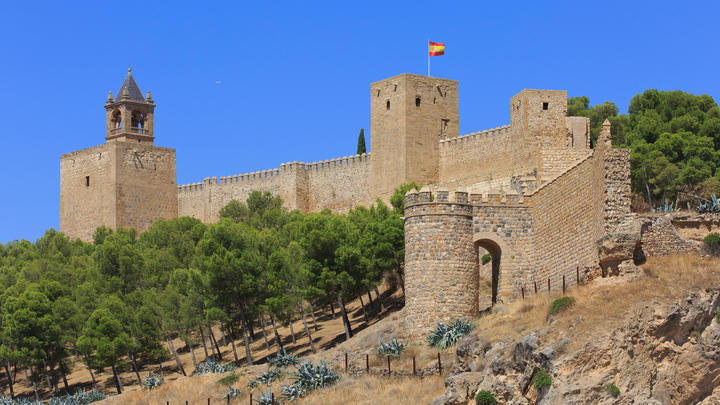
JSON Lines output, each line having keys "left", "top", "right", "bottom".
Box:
{"left": 527, "top": 152, "right": 602, "bottom": 293}
{"left": 404, "top": 190, "right": 476, "bottom": 332}
{"left": 471, "top": 195, "right": 535, "bottom": 302}
{"left": 60, "top": 144, "right": 116, "bottom": 242}
{"left": 177, "top": 154, "right": 372, "bottom": 222}
{"left": 114, "top": 141, "right": 178, "bottom": 232}
{"left": 438, "top": 126, "right": 519, "bottom": 185}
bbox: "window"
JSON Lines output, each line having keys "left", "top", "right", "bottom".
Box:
{"left": 386, "top": 100, "right": 390, "bottom": 110}
{"left": 543, "top": 102, "right": 549, "bottom": 110}
{"left": 416, "top": 97, "right": 421, "bottom": 107}
{"left": 376, "top": 89, "right": 380, "bottom": 97}
{"left": 85, "top": 176, "right": 90, "bottom": 187}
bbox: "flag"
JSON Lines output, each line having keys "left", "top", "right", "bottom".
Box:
{"left": 429, "top": 41, "right": 445, "bottom": 56}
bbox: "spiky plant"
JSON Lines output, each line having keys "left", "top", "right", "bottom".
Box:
{"left": 376, "top": 337, "right": 407, "bottom": 358}
{"left": 268, "top": 349, "right": 299, "bottom": 368}
{"left": 222, "top": 385, "right": 242, "bottom": 400}
{"left": 697, "top": 194, "right": 720, "bottom": 213}
{"left": 195, "top": 356, "right": 235, "bottom": 374}
{"left": 142, "top": 371, "right": 165, "bottom": 390}
{"left": 255, "top": 389, "right": 277, "bottom": 405}
{"left": 427, "top": 319, "right": 475, "bottom": 348}
{"left": 281, "top": 360, "right": 341, "bottom": 400}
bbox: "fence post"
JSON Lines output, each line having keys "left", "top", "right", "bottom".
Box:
{"left": 412, "top": 356, "right": 416, "bottom": 376}
{"left": 521, "top": 287, "right": 525, "bottom": 299}
{"left": 387, "top": 356, "right": 391, "bottom": 376}
{"left": 563, "top": 275, "right": 566, "bottom": 294}
{"left": 366, "top": 354, "right": 369, "bottom": 373}
{"left": 248, "top": 393, "right": 251, "bottom": 405}
{"left": 345, "top": 352, "right": 348, "bottom": 372}
{"left": 576, "top": 266, "right": 580, "bottom": 286}
{"left": 534, "top": 281, "right": 537, "bottom": 294}
{"left": 271, "top": 392, "right": 275, "bottom": 405}
{"left": 208, "top": 398, "right": 211, "bottom": 405}
{"left": 437, "top": 352, "right": 442, "bottom": 375}
{"left": 547, "top": 277, "right": 550, "bottom": 293}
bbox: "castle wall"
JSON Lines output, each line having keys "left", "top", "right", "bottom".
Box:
{"left": 404, "top": 191, "right": 476, "bottom": 332}
{"left": 306, "top": 155, "right": 372, "bottom": 212}
{"left": 471, "top": 195, "right": 536, "bottom": 302}
{"left": 438, "top": 126, "right": 520, "bottom": 185}
{"left": 177, "top": 154, "right": 373, "bottom": 222}
{"left": 60, "top": 144, "right": 116, "bottom": 242}
{"left": 526, "top": 152, "right": 601, "bottom": 292}
{"left": 113, "top": 142, "right": 178, "bottom": 232}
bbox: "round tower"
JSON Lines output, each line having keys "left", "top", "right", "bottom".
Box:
{"left": 404, "top": 189, "right": 478, "bottom": 333}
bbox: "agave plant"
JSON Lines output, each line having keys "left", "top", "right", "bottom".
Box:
{"left": 651, "top": 200, "right": 677, "bottom": 213}
{"left": 281, "top": 360, "right": 341, "bottom": 400}
{"left": 255, "top": 389, "right": 277, "bottom": 405}
{"left": 376, "top": 337, "right": 407, "bottom": 358}
{"left": 248, "top": 368, "right": 284, "bottom": 389}
{"left": 427, "top": 319, "right": 475, "bottom": 349}
{"left": 697, "top": 194, "right": 720, "bottom": 213}
{"left": 195, "top": 356, "right": 235, "bottom": 375}
{"left": 0, "top": 397, "right": 36, "bottom": 405}
{"left": 268, "top": 348, "right": 299, "bottom": 368}
{"left": 142, "top": 371, "right": 165, "bottom": 390}
{"left": 222, "top": 385, "right": 242, "bottom": 400}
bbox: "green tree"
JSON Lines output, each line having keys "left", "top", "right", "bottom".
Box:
{"left": 357, "top": 128, "right": 367, "bottom": 155}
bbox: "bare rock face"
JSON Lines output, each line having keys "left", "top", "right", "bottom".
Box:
{"left": 432, "top": 288, "right": 720, "bottom": 404}
{"left": 597, "top": 231, "right": 642, "bottom": 276}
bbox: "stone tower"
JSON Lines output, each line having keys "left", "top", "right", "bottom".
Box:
{"left": 60, "top": 70, "right": 177, "bottom": 242}
{"left": 369, "top": 74, "right": 459, "bottom": 197}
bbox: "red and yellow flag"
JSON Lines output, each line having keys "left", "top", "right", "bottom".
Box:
{"left": 429, "top": 41, "right": 445, "bottom": 56}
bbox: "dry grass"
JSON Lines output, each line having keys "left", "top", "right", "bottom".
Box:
{"left": 471, "top": 255, "right": 720, "bottom": 353}
{"left": 101, "top": 370, "right": 444, "bottom": 405}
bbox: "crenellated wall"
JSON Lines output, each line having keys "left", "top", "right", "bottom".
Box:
{"left": 177, "top": 154, "right": 372, "bottom": 222}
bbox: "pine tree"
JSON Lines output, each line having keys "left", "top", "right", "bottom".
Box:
{"left": 356, "top": 128, "right": 366, "bottom": 155}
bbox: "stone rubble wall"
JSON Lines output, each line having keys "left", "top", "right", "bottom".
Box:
{"left": 638, "top": 213, "right": 720, "bottom": 257}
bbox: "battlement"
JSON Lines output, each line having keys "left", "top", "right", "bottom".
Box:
{"left": 178, "top": 153, "right": 371, "bottom": 193}
{"left": 439, "top": 125, "right": 511, "bottom": 147}
{"left": 405, "top": 188, "right": 527, "bottom": 212}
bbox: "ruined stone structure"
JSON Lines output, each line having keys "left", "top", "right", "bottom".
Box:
{"left": 59, "top": 70, "right": 638, "bottom": 331}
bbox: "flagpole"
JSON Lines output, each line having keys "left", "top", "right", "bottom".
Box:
{"left": 427, "top": 39, "right": 430, "bottom": 77}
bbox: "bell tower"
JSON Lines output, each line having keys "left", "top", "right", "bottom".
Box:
{"left": 60, "top": 69, "right": 177, "bottom": 242}
{"left": 104, "top": 68, "right": 155, "bottom": 144}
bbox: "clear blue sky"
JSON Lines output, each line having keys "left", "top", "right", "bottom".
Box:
{"left": 1, "top": 1, "right": 719, "bottom": 243}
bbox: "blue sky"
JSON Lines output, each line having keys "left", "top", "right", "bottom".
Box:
{"left": 1, "top": 1, "right": 719, "bottom": 243}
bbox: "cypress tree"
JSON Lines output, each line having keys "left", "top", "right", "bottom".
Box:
{"left": 356, "top": 128, "right": 366, "bottom": 155}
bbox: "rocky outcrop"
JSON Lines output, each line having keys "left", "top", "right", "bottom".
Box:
{"left": 432, "top": 289, "right": 720, "bottom": 404}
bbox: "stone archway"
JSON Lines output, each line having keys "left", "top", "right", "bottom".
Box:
{"left": 473, "top": 233, "right": 510, "bottom": 305}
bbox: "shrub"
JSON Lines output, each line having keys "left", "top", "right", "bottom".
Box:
{"left": 376, "top": 337, "right": 407, "bottom": 358}
{"left": 606, "top": 383, "right": 620, "bottom": 398}
{"left": 704, "top": 232, "right": 720, "bottom": 246}
{"left": 549, "top": 296, "right": 575, "bottom": 316}
{"left": 142, "top": 371, "right": 165, "bottom": 391}
{"left": 218, "top": 373, "right": 240, "bottom": 385}
{"left": 268, "top": 349, "right": 299, "bottom": 368}
{"left": 281, "top": 360, "right": 341, "bottom": 400}
{"left": 481, "top": 253, "right": 492, "bottom": 264}
{"left": 716, "top": 306, "right": 720, "bottom": 323}
{"left": 475, "top": 390, "right": 497, "bottom": 405}
{"left": 195, "top": 356, "right": 235, "bottom": 375}
{"left": 222, "top": 386, "right": 242, "bottom": 400}
{"left": 427, "top": 319, "right": 475, "bottom": 349}
{"left": 531, "top": 369, "right": 552, "bottom": 390}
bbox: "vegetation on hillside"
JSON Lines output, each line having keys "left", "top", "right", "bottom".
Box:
{"left": 0, "top": 184, "right": 415, "bottom": 401}
{"left": 569, "top": 90, "right": 720, "bottom": 209}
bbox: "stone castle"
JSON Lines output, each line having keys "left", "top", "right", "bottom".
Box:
{"left": 61, "top": 70, "right": 638, "bottom": 329}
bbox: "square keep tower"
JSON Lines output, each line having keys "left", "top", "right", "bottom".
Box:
{"left": 370, "top": 74, "right": 458, "bottom": 197}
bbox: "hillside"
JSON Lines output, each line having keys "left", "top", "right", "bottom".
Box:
{"left": 80, "top": 254, "right": 720, "bottom": 404}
